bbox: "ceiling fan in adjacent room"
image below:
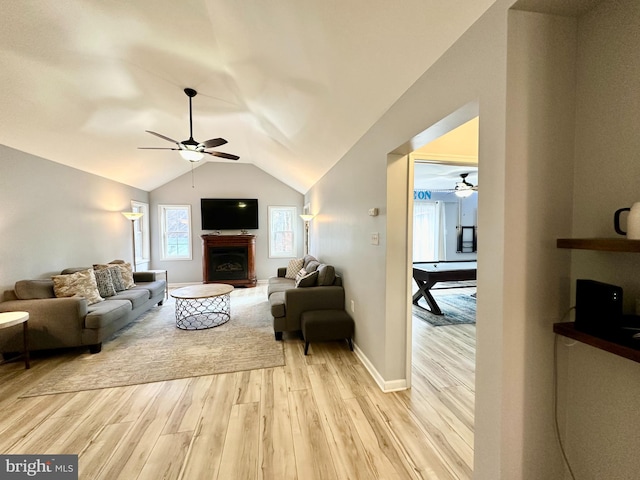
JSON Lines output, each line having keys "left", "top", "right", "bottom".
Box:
{"left": 453, "top": 173, "right": 478, "bottom": 197}
{"left": 139, "top": 88, "right": 239, "bottom": 163}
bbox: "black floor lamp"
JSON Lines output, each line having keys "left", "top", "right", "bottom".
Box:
{"left": 121, "top": 212, "right": 144, "bottom": 271}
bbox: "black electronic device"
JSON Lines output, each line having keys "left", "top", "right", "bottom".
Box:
{"left": 575, "top": 279, "right": 623, "bottom": 335}
{"left": 201, "top": 198, "right": 259, "bottom": 230}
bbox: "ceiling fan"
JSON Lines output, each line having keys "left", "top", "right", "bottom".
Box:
{"left": 139, "top": 88, "right": 239, "bottom": 163}
{"left": 454, "top": 173, "right": 478, "bottom": 197}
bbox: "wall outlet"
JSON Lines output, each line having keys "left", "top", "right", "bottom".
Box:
{"left": 370, "top": 232, "right": 379, "bottom": 245}
{"left": 350, "top": 300, "right": 355, "bottom": 313}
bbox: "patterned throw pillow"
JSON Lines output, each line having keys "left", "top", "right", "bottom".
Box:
{"left": 52, "top": 269, "right": 104, "bottom": 305}
{"left": 285, "top": 258, "right": 304, "bottom": 279}
{"left": 94, "top": 264, "right": 126, "bottom": 291}
{"left": 107, "top": 266, "right": 126, "bottom": 291}
{"left": 108, "top": 261, "right": 135, "bottom": 289}
{"left": 94, "top": 269, "right": 116, "bottom": 297}
{"left": 295, "top": 269, "right": 319, "bottom": 288}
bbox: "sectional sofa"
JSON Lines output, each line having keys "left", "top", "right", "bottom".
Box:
{"left": 267, "top": 254, "right": 345, "bottom": 339}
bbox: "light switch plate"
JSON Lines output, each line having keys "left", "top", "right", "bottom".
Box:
{"left": 371, "top": 232, "right": 379, "bottom": 245}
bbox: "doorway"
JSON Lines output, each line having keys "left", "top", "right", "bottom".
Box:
{"left": 403, "top": 113, "right": 479, "bottom": 474}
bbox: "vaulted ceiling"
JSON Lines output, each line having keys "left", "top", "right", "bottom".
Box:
{"left": 0, "top": 0, "right": 496, "bottom": 193}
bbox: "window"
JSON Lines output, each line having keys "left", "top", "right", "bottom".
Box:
{"left": 131, "top": 201, "right": 150, "bottom": 265}
{"left": 413, "top": 201, "right": 443, "bottom": 262}
{"left": 159, "top": 205, "right": 192, "bottom": 260}
{"left": 268, "top": 206, "right": 297, "bottom": 258}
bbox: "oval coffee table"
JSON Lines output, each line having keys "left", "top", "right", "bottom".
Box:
{"left": 170, "top": 284, "right": 234, "bottom": 330}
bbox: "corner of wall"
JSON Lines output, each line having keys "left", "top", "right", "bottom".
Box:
{"left": 353, "top": 342, "right": 408, "bottom": 392}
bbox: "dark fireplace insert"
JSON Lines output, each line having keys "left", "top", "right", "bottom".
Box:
{"left": 207, "top": 247, "right": 248, "bottom": 281}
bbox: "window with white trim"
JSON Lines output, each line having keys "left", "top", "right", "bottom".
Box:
{"left": 268, "top": 206, "right": 297, "bottom": 258}
{"left": 131, "top": 200, "right": 150, "bottom": 265}
{"left": 159, "top": 204, "right": 192, "bottom": 260}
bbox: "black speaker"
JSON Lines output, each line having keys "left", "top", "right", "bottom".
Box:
{"left": 575, "top": 279, "right": 623, "bottom": 334}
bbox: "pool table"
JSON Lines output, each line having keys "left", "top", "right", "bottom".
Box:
{"left": 412, "top": 261, "right": 477, "bottom": 315}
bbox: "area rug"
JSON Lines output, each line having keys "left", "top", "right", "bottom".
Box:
{"left": 22, "top": 288, "right": 283, "bottom": 397}
{"left": 412, "top": 292, "right": 476, "bottom": 327}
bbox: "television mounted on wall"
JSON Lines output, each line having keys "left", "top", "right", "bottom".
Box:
{"left": 201, "top": 198, "right": 259, "bottom": 230}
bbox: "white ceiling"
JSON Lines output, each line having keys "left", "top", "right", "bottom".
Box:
{"left": 414, "top": 163, "right": 478, "bottom": 191}
{"left": 413, "top": 116, "right": 478, "bottom": 190}
{"left": 0, "top": 0, "right": 496, "bottom": 193}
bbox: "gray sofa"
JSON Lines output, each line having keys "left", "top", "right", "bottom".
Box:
{"left": 268, "top": 255, "right": 345, "bottom": 340}
{"left": 0, "top": 266, "right": 166, "bottom": 356}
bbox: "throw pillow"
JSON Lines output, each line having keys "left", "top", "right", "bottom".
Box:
{"left": 316, "top": 264, "right": 336, "bottom": 286}
{"left": 109, "top": 261, "right": 135, "bottom": 289}
{"left": 295, "top": 269, "right": 319, "bottom": 288}
{"left": 305, "top": 260, "right": 320, "bottom": 273}
{"left": 94, "top": 269, "right": 116, "bottom": 297}
{"left": 94, "top": 264, "right": 126, "bottom": 291}
{"left": 107, "top": 266, "right": 126, "bottom": 291}
{"left": 52, "top": 268, "right": 104, "bottom": 305}
{"left": 294, "top": 268, "right": 307, "bottom": 284}
{"left": 285, "top": 258, "right": 304, "bottom": 279}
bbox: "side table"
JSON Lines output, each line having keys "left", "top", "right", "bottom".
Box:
{"left": 0, "top": 311, "right": 30, "bottom": 369}
{"left": 147, "top": 269, "right": 169, "bottom": 299}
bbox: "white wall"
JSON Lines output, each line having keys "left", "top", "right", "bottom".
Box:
{"left": 504, "top": 9, "right": 577, "bottom": 478}
{"left": 149, "top": 161, "right": 304, "bottom": 283}
{"left": 0, "top": 145, "right": 148, "bottom": 295}
{"left": 560, "top": 1, "right": 640, "bottom": 478}
{"left": 306, "top": 2, "right": 514, "bottom": 477}
{"left": 305, "top": 0, "right": 598, "bottom": 478}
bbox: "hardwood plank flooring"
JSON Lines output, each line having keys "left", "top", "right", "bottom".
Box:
{"left": 0, "top": 287, "right": 475, "bottom": 479}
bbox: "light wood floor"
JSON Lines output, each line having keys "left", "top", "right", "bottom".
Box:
{"left": 0, "top": 289, "right": 475, "bottom": 480}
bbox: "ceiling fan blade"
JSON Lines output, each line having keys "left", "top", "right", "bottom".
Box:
{"left": 201, "top": 137, "right": 228, "bottom": 149}
{"left": 138, "top": 147, "right": 180, "bottom": 151}
{"left": 206, "top": 151, "right": 240, "bottom": 161}
{"left": 145, "top": 130, "right": 180, "bottom": 145}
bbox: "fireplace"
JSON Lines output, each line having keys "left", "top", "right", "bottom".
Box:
{"left": 202, "top": 235, "right": 256, "bottom": 287}
{"left": 208, "top": 247, "right": 247, "bottom": 281}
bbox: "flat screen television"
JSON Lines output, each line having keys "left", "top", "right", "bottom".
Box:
{"left": 201, "top": 198, "right": 259, "bottom": 230}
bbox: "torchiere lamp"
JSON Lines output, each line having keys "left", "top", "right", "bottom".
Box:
{"left": 300, "top": 214, "right": 315, "bottom": 255}
{"left": 121, "top": 212, "right": 144, "bottom": 271}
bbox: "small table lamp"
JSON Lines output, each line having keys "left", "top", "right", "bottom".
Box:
{"left": 122, "top": 212, "right": 144, "bottom": 271}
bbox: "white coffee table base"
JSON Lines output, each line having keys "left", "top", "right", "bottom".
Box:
{"left": 171, "top": 284, "right": 234, "bottom": 330}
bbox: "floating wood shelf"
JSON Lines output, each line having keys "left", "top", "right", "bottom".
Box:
{"left": 556, "top": 238, "right": 640, "bottom": 252}
{"left": 553, "top": 322, "right": 640, "bottom": 363}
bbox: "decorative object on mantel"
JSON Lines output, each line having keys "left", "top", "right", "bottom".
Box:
{"left": 614, "top": 203, "right": 640, "bottom": 239}
{"left": 121, "top": 211, "right": 144, "bottom": 271}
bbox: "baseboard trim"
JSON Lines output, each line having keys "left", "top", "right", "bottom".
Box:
{"left": 353, "top": 342, "right": 408, "bottom": 392}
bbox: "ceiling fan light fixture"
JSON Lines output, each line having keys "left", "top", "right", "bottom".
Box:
{"left": 455, "top": 188, "right": 473, "bottom": 198}
{"left": 139, "top": 87, "right": 238, "bottom": 163}
{"left": 453, "top": 172, "right": 476, "bottom": 197}
{"left": 179, "top": 149, "right": 204, "bottom": 162}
